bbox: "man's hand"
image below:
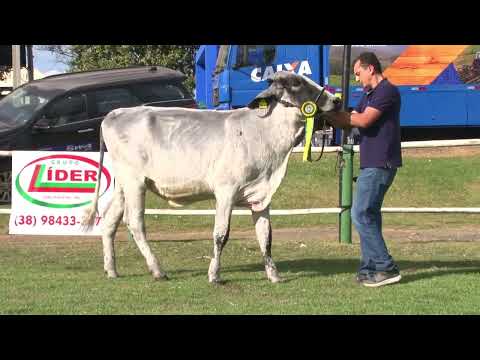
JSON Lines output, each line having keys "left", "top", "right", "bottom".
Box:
{"left": 321, "top": 111, "right": 352, "bottom": 131}
{"left": 321, "top": 106, "right": 382, "bottom": 130}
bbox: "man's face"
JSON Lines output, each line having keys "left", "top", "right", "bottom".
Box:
{"left": 353, "top": 60, "right": 374, "bottom": 89}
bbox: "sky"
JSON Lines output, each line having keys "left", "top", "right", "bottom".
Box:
{"left": 33, "top": 47, "right": 69, "bottom": 77}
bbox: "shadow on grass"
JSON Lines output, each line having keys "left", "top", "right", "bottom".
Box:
{"left": 80, "top": 253, "right": 480, "bottom": 284}
{"left": 220, "top": 258, "right": 480, "bottom": 284}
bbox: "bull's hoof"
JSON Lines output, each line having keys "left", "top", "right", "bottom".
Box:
{"left": 269, "top": 275, "right": 283, "bottom": 283}
{"left": 209, "top": 277, "right": 226, "bottom": 285}
{"left": 267, "top": 269, "right": 283, "bottom": 283}
{"left": 153, "top": 273, "right": 169, "bottom": 281}
{"left": 105, "top": 271, "right": 119, "bottom": 279}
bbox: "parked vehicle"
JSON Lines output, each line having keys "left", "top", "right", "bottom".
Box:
{"left": 195, "top": 45, "right": 329, "bottom": 110}
{"left": 0, "top": 65, "right": 196, "bottom": 202}
{"left": 0, "top": 87, "right": 12, "bottom": 100}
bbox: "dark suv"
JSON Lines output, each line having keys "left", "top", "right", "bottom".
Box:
{"left": 0, "top": 65, "right": 197, "bottom": 202}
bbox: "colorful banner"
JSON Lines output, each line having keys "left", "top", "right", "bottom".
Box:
{"left": 329, "top": 45, "right": 480, "bottom": 86}
{"left": 9, "top": 151, "right": 115, "bottom": 236}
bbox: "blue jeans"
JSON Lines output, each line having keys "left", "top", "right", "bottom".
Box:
{"left": 352, "top": 167, "right": 399, "bottom": 275}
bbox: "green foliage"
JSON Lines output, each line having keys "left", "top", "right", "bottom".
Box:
{"left": 328, "top": 74, "right": 357, "bottom": 87}
{"left": 44, "top": 45, "right": 200, "bottom": 92}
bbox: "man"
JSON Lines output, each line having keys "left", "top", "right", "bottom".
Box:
{"left": 324, "top": 52, "right": 402, "bottom": 287}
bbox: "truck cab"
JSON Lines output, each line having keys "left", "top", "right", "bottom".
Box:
{"left": 195, "top": 45, "right": 331, "bottom": 110}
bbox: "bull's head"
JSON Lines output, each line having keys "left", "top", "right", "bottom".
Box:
{"left": 247, "top": 71, "right": 342, "bottom": 117}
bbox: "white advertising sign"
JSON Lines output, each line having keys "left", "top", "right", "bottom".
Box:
{"left": 9, "top": 151, "right": 115, "bottom": 236}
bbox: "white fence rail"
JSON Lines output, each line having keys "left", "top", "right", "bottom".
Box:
{"left": 292, "top": 138, "right": 480, "bottom": 154}
{"left": 2, "top": 208, "right": 480, "bottom": 215}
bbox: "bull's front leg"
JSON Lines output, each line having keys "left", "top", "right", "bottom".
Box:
{"left": 208, "top": 194, "right": 233, "bottom": 284}
{"left": 252, "top": 206, "right": 282, "bottom": 283}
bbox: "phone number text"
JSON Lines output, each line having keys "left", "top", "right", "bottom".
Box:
{"left": 14, "top": 215, "right": 101, "bottom": 227}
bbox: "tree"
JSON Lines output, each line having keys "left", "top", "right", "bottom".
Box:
{"left": 42, "top": 45, "right": 200, "bottom": 92}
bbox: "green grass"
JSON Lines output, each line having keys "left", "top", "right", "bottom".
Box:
{"left": 1, "top": 235, "right": 479, "bottom": 314}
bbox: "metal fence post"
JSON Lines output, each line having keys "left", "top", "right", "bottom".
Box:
{"left": 340, "top": 143, "right": 353, "bottom": 244}
{"left": 338, "top": 44, "right": 353, "bottom": 244}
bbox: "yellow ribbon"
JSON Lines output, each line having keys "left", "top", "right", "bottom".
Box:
{"left": 301, "top": 101, "right": 318, "bottom": 162}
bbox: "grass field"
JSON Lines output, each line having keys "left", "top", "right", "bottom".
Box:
{"left": 0, "top": 147, "right": 479, "bottom": 314}
{"left": 1, "top": 233, "right": 479, "bottom": 314}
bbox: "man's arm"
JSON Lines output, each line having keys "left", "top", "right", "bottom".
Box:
{"left": 323, "top": 106, "right": 382, "bottom": 130}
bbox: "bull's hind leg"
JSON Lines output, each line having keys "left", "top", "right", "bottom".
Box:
{"left": 102, "top": 185, "right": 125, "bottom": 278}
{"left": 124, "top": 180, "right": 168, "bottom": 280}
{"left": 252, "top": 207, "right": 281, "bottom": 283}
{"left": 208, "top": 194, "right": 233, "bottom": 284}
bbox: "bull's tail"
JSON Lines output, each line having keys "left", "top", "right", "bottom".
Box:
{"left": 81, "top": 125, "right": 105, "bottom": 232}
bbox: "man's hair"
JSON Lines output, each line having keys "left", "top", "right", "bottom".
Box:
{"left": 353, "top": 52, "right": 383, "bottom": 74}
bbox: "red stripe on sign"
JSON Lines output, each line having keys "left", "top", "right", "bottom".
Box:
{"left": 28, "top": 165, "right": 42, "bottom": 192}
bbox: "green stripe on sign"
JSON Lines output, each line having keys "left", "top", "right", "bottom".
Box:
{"left": 15, "top": 175, "right": 92, "bottom": 209}
{"left": 37, "top": 182, "right": 96, "bottom": 188}
{"left": 35, "top": 164, "right": 46, "bottom": 187}
{"left": 35, "top": 165, "right": 96, "bottom": 188}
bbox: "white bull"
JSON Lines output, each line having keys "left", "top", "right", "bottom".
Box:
{"left": 82, "top": 71, "right": 341, "bottom": 283}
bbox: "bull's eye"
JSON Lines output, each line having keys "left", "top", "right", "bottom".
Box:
{"left": 291, "top": 79, "right": 302, "bottom": 88}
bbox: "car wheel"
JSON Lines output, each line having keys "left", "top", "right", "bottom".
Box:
{"left": 0, "top": 170, "right": 12, "bottom": 204}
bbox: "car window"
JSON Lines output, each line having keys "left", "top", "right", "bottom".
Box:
{"left": 131, "top": 82, "right": 191, "bottom": 103}
{"left": 214, "top": 45, "right": 229, "bottom": 74}
{"left": 91, "top": 87, "right": 141, "bottom": 117}
{"left": 43, "top": 93, "right": 88, "bottom": 127}
{"left": 0, "top": 87, "right": 51, "bottom": 128}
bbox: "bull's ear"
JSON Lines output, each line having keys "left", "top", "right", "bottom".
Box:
{"left": 248, "top": 95, "right": 275, "bottom": 118}
{"left": 248, "top": 76, "right": 282, "bottom": 117}
{"left": 247, "top": 87, "right": 276, "bottom": 109}
{"left": 247, "top": 95, "right": 275, "bottom": 110}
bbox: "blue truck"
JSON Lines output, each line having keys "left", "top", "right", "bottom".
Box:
{"left": 195, "top": 45, "right": 480, "bottom": 143}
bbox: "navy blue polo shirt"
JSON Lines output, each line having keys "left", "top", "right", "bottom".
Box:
{"left": 355, "top": 78, "right": 402, "bottom": 169}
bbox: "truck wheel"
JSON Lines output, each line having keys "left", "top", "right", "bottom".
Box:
{"left": 0, "top": 170, "right": 12, "bottom": 204}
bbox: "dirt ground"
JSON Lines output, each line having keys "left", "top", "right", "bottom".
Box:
{"left": 1, "top": 225, "right": 479, "bottom": 247}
